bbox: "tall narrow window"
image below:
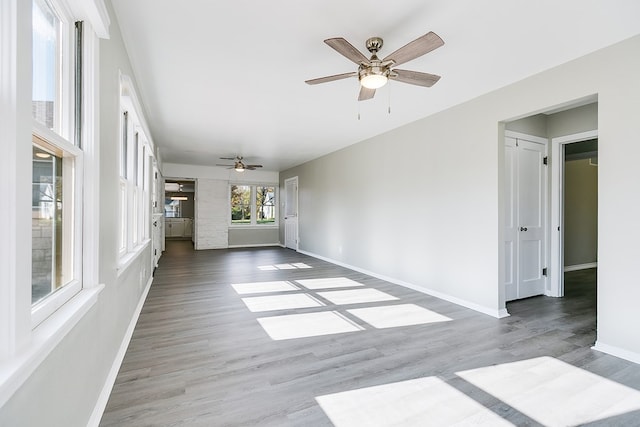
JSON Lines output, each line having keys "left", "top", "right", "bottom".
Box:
{"left": 256, "top": 186, "right": 276, "bottom": 224}
{"left": 121, "top": 111, "right": 128, "bottom": 179}
{"left": 31, "top": 0, "right": 83, "bottom": 320}
{"left": 231, "top": 185, "right": 251, "bottom": 224}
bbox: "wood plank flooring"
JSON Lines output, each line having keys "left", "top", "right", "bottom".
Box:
{"left": 100, "top": 241, "right": 640, "bottom": 426}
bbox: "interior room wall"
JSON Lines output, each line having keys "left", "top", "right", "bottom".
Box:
{"left": 0, "top": 2, "right": 156, "bottom": 425}
{"left": 564, "top": 159, "right": 598, "bottom": 267}
{"left": 164, "top": 163, "right": 280, "bottom": 249}
{"left": 280, "top": 35, "right": 640, "bottom": 361}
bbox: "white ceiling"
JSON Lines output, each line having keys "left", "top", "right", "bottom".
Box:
{"left": 110, "top": 0, "right": 640, "bottom": 172}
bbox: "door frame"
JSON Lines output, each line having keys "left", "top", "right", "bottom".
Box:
{"left": 284, "top": 176, "right": 299, "bottom": 251}
{"left": 549, "top": 130, "right": 598, "bottom": 297}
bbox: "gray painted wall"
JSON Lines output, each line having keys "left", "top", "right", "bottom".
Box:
{"left": 281, "top": 35, "right": 640, "bottom": 358}
{"left": 564, "top": 159, "right": 598, "bottom": 267}
{"left": 229, "top": 228, "right": 280, "bottom": 247}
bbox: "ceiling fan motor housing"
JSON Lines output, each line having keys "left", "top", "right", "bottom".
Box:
{"left": 366, "top": 37, "right": 384, "bottom": 54}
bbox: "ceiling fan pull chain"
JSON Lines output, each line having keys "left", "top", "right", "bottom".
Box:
{"left": 357, "top": 97, "right": 361, "bottom": 120}
{"left": 388, "top": 80, "right": 392, "bottom": 114}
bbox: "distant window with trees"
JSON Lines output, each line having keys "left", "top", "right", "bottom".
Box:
{"left": 230, "top": 184, "right": 277, "bottom": 225}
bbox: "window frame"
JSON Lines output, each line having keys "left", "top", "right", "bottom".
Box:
{"left": 29, "top": 0, "right": 83, "bottom": 327}
{"left": 31, "top": 122, "right": 84, "bottom": 327}
{"left": 118, "top": 74, "right": 154, "bottom": 272}
{"left": 229, "top": 183, "right": 278, "bottom": 227}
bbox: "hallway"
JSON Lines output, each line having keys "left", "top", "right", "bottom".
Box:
{"left": 100, "top": 242, "right": 640, "bottom": 426}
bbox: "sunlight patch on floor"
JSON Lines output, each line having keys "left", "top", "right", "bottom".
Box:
{"left": 241, "top": 293, "right": 324, "bottom": 312}
{"left": 316, "top": 376, "right": 514, "bottom": 427}
{"left": 291, "top": 262, "right": 312, "bottom": 269}
{"left": 348, "top": 304, "right": 452, "bottom": 328}
{"left": 317, "top": 288, "right": 398, "bottom": 305}
{"left": 297, "top": 277, "right": 364, "bottom": 290}
{"left": 258, "top": 262, "right": 312, "bottom": 270}
{"left": 457, "top": 356, "right": 640, "bottom": 427}
{"left": 231, "top": 281, "right": 299, "bottom": 294}
{"left": 257, "top": 311, "right": 364, "bottom": 340}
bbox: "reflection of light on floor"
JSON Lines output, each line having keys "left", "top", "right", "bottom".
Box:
{"left": 258, "top": 263, "right": 312, "bottom": 270}
{"left": 231, "top": 281, "right": 299, "bottom": 295}
{"left": 318, "top": 288, "right": 398, "bottom": 305}
{"left": 297, "top": 277, "right": 364, "bottom": 290}
{"left": 257, "top": 311, "right": 364, "bottom": 340}
{"left": 457, "top": 356, "right": 640, "bottom": 427}
{"left": 274, "top": 263, "right": 297, "bottom": 270}
{"left": 241, "top": 293, "right": 324, "bottom": 312}
{"left": 348, "top": 304, "right": 451, "bottom": 328}
{"left": 291, "top": 262, "right": 312, "bottom": 269}
{"left": 316, "top": 376, "right": 514, "bottom": 427}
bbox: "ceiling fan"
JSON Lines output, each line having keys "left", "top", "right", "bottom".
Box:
{"left": 305, "top": 31, "right": 444, "bottom": 101}
{"left": 216, "top": 156, "right": 263, "bottom": 172}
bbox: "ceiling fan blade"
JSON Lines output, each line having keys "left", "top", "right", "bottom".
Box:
{"left": 382, "top": 32, "right": 444, "bottom": 66}
{"left": 215, "top": 163, "right": 234, "bottom": 167}
{"left": 219, "top": 157, "right": 237, "bottom": 160}
{"left": 246, "top": 164, "right": 263, "bottom": 169}
{"left": 390, "top": 69, "right": 441, "bottom": 87}
{"left": 305, "top": 72, "right": 357, "bottom": 85}
{"left": 358, "top": 86, "right": 376, "bottom": 101}
{"left": 324, "top": 38, "right": 371, "bottom": 65}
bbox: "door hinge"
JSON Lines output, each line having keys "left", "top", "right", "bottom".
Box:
{"left": 542, "top": 267, "right": 548, "bottom": 277}
{"left": 543, "top": 156, "right": 548, "bottom": 165}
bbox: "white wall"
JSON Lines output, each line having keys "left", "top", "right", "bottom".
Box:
{"left": 0, "top": 1, "right": 156, "bottom": 425}
{"left": 280, "top": 35, "right": 640, "bottom": 361}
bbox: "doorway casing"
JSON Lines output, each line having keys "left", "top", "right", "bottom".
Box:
{"left": 549, "top": 130, "right": 598, "bottom": 297}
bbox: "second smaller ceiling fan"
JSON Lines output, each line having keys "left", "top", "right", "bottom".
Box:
{"left": 216, "top": 156, "right": 263, "bottom": 172}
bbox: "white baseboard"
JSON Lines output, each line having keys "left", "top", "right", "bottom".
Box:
{"left": 88, "top": 275, "right": 154, "bottom": 427}
{"left": 592, "top": 341, "right": 640, "bottom": 365}
{"left": 564, "top": 262, "right": 597, "bottom": 272}
{"left": 298, "top": 250, "right": 509, "bottom": 319}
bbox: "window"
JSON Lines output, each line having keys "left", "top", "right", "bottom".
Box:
{"left": 31, "top": 0, "right": 83, "bottom": 323}
{"left": 230, "top": 184, "right": 277, "bottom": 226}
{"left": 118, "top": 74, "right": 154, "bottom": 263}
{"left": 256, "top": 186, "right": 276, "bottom": 224}
{"left": 231, "top": 185, "right": 251, "bottom": 224}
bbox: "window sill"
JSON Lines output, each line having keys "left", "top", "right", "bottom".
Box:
{"left": 117, "top": 239, "right": 151, "bottom": 277}
{"left": 0, "top": 284, "right": 105, "bottom": 408}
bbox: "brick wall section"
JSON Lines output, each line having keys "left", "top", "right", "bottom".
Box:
{"left": 195, "top": 179, "right": 229, "bottom": 249}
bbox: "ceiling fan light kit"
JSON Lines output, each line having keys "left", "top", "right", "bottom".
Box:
{"left": 306, "top": 32, "right": 444, "bottom": 101}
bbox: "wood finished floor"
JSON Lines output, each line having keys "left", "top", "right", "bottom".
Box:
{"left": 100, "top": 241, "right": 640, "bottom": 426}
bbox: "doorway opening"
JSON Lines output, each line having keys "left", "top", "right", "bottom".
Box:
{"left": 164, "top": 179, "right": 195, "bottom": 245}
{"left": 502, "top": 99, "right": 598, "bottom": 306}
{"left": 550, "top": 133, "right": 598, "bottom": 297}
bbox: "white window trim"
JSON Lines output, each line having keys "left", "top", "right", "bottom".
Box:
{"left": 117, "top": 73, "right": 155, "bottom": 269}
{"left": 29, "top": 1, "right": 83, "bottom": 327}
{"left": 229, "top": 183, "right": 279, "bottom": 228}
{"left": 0, "top": 0, "right": 107, "bottom": 408}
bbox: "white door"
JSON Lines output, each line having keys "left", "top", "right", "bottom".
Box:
{"left": 284, "top": 176, "right": 298, "bottom": 250}
{"left": 505, "top": 135, "right": 547, "bottom": 301}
